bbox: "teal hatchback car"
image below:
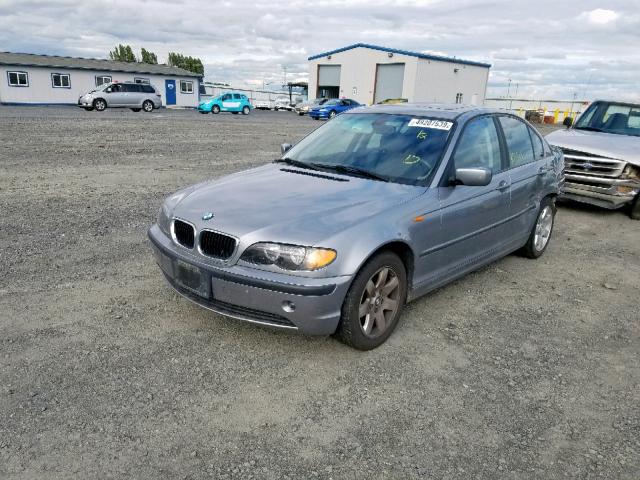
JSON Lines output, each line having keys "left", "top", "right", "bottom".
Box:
{"left": 199, "top": 92, "right": 253, "bottom": 115}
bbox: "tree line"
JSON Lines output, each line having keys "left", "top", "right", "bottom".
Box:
{"left": 108, "top": 45, "right": 204, "bottom": 75}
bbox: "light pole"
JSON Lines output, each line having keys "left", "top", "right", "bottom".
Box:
{"left": 507, "top": 78, "right": 512, "bottom": 99}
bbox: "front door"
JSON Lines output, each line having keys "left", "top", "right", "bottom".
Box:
{"left": 165, "top": 80, "right": 176, "bottom": 105}
{"left": 420, "top": 115, "right": 511, "bottom": 288}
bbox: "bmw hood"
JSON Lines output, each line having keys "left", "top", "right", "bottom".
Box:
{"left": 171, "top": 163, "right": 425, "bottom": 245}
{"left": 546, "top": 128, "right": 640, "bottom": 165}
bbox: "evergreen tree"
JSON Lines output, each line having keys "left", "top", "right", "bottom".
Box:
{"left": 109, "top": 44, "right": 137, "bottom": 62}
{"left": 167, "top": 52, "right": 204, "bottom": 75}
{"left": 140, "top": 48, "right": 158, "bottom": 64}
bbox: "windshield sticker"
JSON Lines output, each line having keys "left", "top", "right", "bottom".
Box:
{"left": 403, "top": 154, "right": 421, "bottom": 165}
{"left": 416, "top": 130, "right": 428, "bottom": 140}
{"left": 408, "top": 118, "right": 453, "bottom": 130}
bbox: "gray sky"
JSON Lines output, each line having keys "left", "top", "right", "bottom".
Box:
{"left": 1, "top": 0, "right": 639, "bottom": 100}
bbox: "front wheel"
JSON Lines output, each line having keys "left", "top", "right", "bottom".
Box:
{"left": 212, "top": 105, "right": 220, "bottom": 114}
{"left": 521, "top": 197, "right": 556, "bottom": 258}
{"left": 328, "top": 110, "right": 337, "bottom": 119}
{"left": 142, "top": 100, "right": 154, "bottom": 112}
{"left": 93, "top": 99, "right": 107, "bottom": 111}
{"left": 242, "top": 106, "right": 250, "bottom": 115}
{"left": 335, "top": 252, "right": 407, "bottom": 350}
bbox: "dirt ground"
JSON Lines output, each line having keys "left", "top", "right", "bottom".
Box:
{"left": 0, "top": 106, "right": 638, "bottom": 479}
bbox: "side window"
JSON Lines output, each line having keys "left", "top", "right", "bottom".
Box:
{"left": 233, "top": 93, "right": 241, "bottom": 100}
{"left": 124, "top": 84, "right": 141, "bottom": 93}
{"left": 8, "top": 71, "right": 29, "bottom": 87}
{"left": 453, "top": 116, "right": 502, "bottom": 172}
{"left": 141, "top": 85, "right": 155, "bottom": 93}
{"left": 95, "top": 75, "right": 111, "bottom": 87}
{"left": 51, "top": 73, "right": 70, "bottom": 88}
{"left": 498, "top": 116, "right": 535, "bottom": 168}
{"left": 529, "top": 127, "right": 544, "bottom": 159}
{"left": 221, "top": 93, "right": 231, "bottom": 101}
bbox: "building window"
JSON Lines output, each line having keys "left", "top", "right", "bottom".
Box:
{"left": 95, "top": 75, "right": 112, "bottom": 87}
{"left": 455, "top": 93, "right": 464, "bottom": 104}
{"left": 7, "top": 71, "right": 28, "bottom": 87}
{"left": 134, "top": 77, "right": 150, "bottom": 84}
{"left": 180, "top": 80, "right": 193, "bottom": 94}
{"left": 51, "top": 73, "right": 71, "bottom": 88}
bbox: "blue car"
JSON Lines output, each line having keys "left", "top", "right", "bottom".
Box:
{"left": 309, "top": 98, "right": 361, "bottom": 120}
{"left": 198, "top": 92, "right": 253, "bottom": 115}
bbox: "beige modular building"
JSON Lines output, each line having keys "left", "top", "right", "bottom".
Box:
{"left": 307, "top": 43, "right": 491, "bottom": 106}
{"left": 0, "top": 52, "right": 202, "bottom": 108}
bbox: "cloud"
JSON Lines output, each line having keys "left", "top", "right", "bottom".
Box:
{"left": 0, "top": 0, "right": 638, "bottom": 101}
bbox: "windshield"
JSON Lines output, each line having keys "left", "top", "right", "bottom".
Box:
{"left": 283, "top": 113, "right": 454, "bottom": 185}
{"left": 324, "top": 99, "right": 342, "bottom": 106}
{"left": 574, "top": 101, "right": 640, "bottom": 137}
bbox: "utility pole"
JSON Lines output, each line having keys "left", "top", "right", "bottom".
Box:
{"left": 507, "top": 78, "right": 512, "bottom": 99}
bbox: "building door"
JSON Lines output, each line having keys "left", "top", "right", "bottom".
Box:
{"left": 374, "top": 63, "right": 405, "bottom": 103}
{"left": 165, "top": 79, "right": 176, "bottom": 105}
{"left": 317, "top": 65, "right": 341, "bottom": 99}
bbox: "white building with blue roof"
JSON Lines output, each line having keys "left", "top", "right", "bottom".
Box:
{"left": 307, "top": 43, "right": 491, "bottom": 106}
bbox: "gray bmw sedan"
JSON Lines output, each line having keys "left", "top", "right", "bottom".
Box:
{"left": 148, "top": 104, "right": 563, "bottom": 350}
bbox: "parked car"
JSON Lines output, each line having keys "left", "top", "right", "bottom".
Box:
{"left": 253, "top": 99, "right": 273, "bottom": 110}
{"left": 274, "top": 97, "right": 294, "bottom": 111}
{"left": 377, "top": 98, "right": 409, "bottom": 104}
{"left": 78, "top": 82, "right": 161, "bottom": 112}
{"left": 309, "top": 98, "right": 361, "bottom": 119}
{"left": 295, "top": 98, "right": 328, "bottom": 116}
{"left": 148, "top": 104, "right": 563, "bottom": 350}
{"left": 546, "top": 100, "right": 640, "bottom": 219}
{"left": 198, "top": 92, "right": 253, "bottom": 115}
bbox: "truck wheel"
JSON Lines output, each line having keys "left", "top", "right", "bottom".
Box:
{"left": 212, "top": 105, "right": 220, "bottom": 114}
{"left": 335, "top": 251, "right": 407, "bottom": 350}
{"left": 630, "top": 194, "right": 640, "bottom": 220}
{"left": 520, "top": 197, "right": 556, "bottom": 258}
{"left": 93, "top": 99, "right": 107, "bottom": 111}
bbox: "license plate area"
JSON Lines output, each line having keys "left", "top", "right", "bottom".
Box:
{"left": 174, "top": 260, "right": 207, "bottom": 297}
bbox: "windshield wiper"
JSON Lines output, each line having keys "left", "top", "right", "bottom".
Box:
{"left": 575, "top": 126, "right": 604, "bottom": 132}
{"left": 313, "top": 163, "right": 389, "bottom": 182}
{"left": 274, "top": 158, "right": 320, "bottom": 171}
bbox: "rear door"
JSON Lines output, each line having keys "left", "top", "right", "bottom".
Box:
{"left": 425, "top": 115, "right": 511, "bottom": 285}
{"left": 497, "top": 115, "right": 549, "bottom": 242}
{"left": 122, "top": 83, "right": 142, "bottom": 106}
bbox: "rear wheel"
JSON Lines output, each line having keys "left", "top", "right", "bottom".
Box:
{"left": 521, "top": 197, "right": 556, "bottom": 258}
{"left": 242, "top": 106, "right": 250, "bottom": 115}
{"left": 142, "top": 100, "right": 154, "bottom": 112}
{"left": 335, "top": 252, "right": 407, "bottom": 350}
{"left": 630, "top": 193, "right": 640, "bottom": 220}
{"left": 93, "top": 99, "right": 106, "bottom": 111}
{"left": 212, "top": 105, "right": 220, "bottom": 114}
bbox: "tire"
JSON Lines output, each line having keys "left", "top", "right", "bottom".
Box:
{"left": 242, "top": 106, "right": 250, "bottom": 115}
{"left": 93, "top": 99, "right": 107, "bottom": 111}
{"left": 212, "top": 105, "right": 220, "bottom": 114}
{"left": 520, "top": 197, "right": 556, "bottom": 259}
{"left": 84, "top": 107, "right": 94, "bottom": 111}
{"left": 130, "top": 108, "right": 141, "bottom": 112}
{"left": 298, "top": 112, "right": 304, "bottom": 116}
{"left": 335, "top": 252, "right": 407, "bottom": 350}
{"left": 630, "top": 194, "right": 640, "bottom": 220}
{"left": 142, "top": 100, "right": 154, "bottom": 113}
{"left": 328, "top": 110, "right": 337, "bottom": 119}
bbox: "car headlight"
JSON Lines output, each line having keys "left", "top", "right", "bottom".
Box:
{"left": 240, "top": 243, "right": 336, "bottom": 271}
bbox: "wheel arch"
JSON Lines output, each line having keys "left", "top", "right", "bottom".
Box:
{"left": 357, "top": 240, "right": 415, "bottom": 291}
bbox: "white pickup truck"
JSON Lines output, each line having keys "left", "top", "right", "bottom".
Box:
{"left": 546, "top": 100, "right": 640, "bottom": 219}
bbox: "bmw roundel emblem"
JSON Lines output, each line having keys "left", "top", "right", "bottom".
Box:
{"left": 202, "top": 212, "right": 214, "bottom": 221}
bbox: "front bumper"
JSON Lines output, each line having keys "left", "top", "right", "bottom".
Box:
{"left": 147, "top": 224, "right": 352, "bottom": 335}
{"left": 77, "top": 97, "right": 92, "bottom": 107}
{"left": 197, "top": 104, "right": 212, "bottom": 112}
{"left": 560, "top": 174, "right": 640, "bottom": 209}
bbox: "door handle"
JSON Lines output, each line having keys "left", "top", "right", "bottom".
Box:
{"left": 496, "top": 180, "right": 510, "bottom": 191}
{"left": 538, "top": 165, "right": 552, "bottom": 175}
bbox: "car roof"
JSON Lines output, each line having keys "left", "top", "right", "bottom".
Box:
{"left": 351, "top": 103, "right": 500, "bottom": 120}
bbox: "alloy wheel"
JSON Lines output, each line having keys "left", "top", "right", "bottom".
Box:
{"left": 534, "top": 206, "right": 553, "bottom": 251}
{"left": 358, "top": 266, "right": 400, "bottom": 338}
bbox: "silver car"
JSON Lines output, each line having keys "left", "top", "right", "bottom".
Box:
{"left": 148, "top": 104, "right": 563, "bottom": 350}
{"left": 545, "top": 100, "right": 640, "bottom": 219}
{"left": 78, "top": 82, "right": 162, "bottom": 112}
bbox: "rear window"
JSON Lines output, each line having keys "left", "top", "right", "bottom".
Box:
{"left": 141, "top": 85, "right": 155, "bottom": 93}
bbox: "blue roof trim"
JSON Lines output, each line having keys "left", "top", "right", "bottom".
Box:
{"left": 308, "top": 43, "right": 491, "bottom": 68}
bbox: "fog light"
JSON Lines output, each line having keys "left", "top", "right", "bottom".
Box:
{"left": 282, "top": 300, "right": 296, "bottom": 313}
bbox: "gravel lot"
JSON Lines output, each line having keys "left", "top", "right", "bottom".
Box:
{"left": 0, "top": 106, "right": 638, "bottom": 479}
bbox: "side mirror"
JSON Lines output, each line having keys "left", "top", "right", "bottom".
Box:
{"left": 563, "top": 116, "right": 573, "bottom": 128}
{"left": 455, "top": 167, "right": 492, "bottom": 187}
{"left": 281, "top": 143, "right": 293, "bottom": 155}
